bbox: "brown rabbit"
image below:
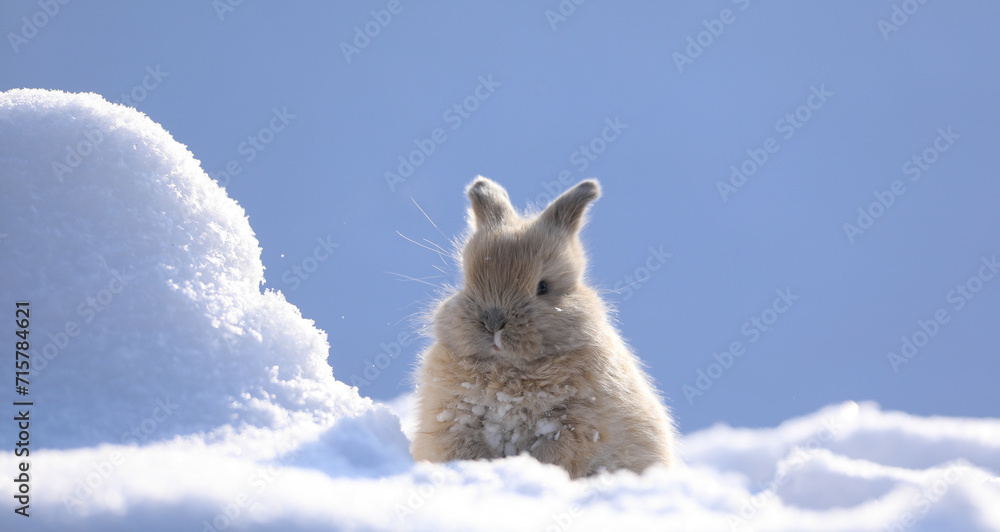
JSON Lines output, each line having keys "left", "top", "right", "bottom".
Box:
{"left": 410, "top": 177, "right": 676, "bottom": 478}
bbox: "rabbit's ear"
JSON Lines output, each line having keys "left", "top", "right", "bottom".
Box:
{"left": 467, "top": 176, "right": 515, "bottom": 230}
{"left": 540, "top": 180, "right": 600, "bottom": 235}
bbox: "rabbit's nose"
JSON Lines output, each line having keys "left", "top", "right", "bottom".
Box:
{"left": 481, "top": 307, "right": 506, "bottom": 333}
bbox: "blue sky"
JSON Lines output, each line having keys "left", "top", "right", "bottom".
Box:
{"left": 3, "top": 1, "right": 998, "bottom": 432}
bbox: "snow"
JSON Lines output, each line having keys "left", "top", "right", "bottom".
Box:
{"left": 1, "top": 89, "right": 998, "bottom": 531}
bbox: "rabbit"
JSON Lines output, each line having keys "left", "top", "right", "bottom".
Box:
{"left": 410, "top": 176, "right": 676, "bottom": 478}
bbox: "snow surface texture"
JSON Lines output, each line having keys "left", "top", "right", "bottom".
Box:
{"left": 1, "top": 89, "right": 998, "bottom": 531}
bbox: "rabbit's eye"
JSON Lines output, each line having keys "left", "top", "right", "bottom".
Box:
{"left": 536, "top": 280, "right": 549, "bottom": 296}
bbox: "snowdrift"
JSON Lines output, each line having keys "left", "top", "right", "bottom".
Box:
{"left": 0, "top": 89, "right": 997, "bottom": 531}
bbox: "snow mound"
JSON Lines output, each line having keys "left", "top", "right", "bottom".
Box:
{"left": 0, "top": 398, "right": 997, "bottom": 531}
{"left": 1, "top": 89, "right": 997, "bottom": 531}
{"left": 0, "top": 89, "right": 391, "bottom": 448}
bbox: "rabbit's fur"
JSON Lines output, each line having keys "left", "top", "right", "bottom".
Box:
{"left": 410, "top": 177, "right": 676, "bottom": 478}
